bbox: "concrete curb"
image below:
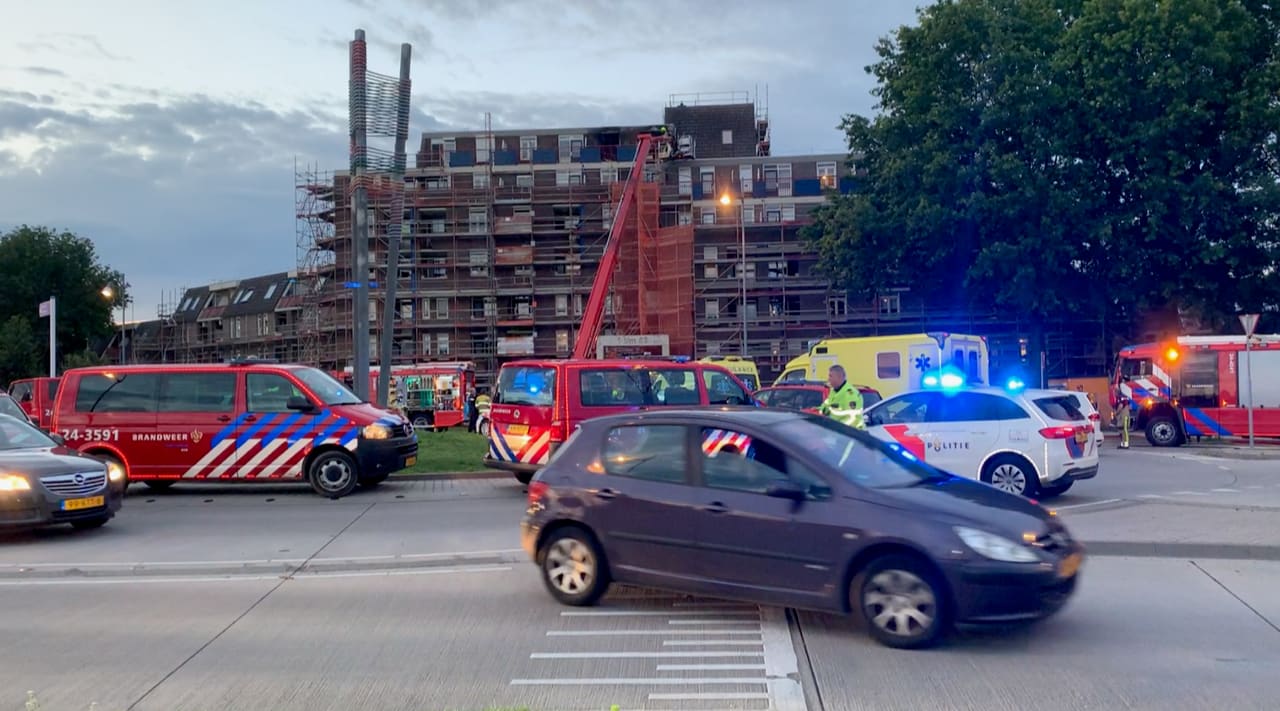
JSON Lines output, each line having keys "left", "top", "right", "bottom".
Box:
{"left": 1081, "top": 541, "right": 1280, "bottom": 561}
{"left": 392, "top": 470, "right": 514, "bottom": 481}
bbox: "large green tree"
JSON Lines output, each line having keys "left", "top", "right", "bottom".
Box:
{"left": 0, "top": 225, "right": 126, "bottom": 383}
{"left": 806, "top": 0, "right": 1280, "bottom": 339}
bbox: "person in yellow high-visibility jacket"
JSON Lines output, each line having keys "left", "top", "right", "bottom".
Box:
{"left": 819, "top": 364, "right": 865, "bottom": 429}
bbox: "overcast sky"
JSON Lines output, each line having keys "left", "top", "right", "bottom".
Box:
{"left": 0, "top": 0, "right": 925, "bottom": 321}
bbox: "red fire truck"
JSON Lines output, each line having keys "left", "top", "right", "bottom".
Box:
{"left": 1111, "top": 334, "right": 1280, "bottom": 446}
{"left": 342, "top": 362, "right": 476, "bottom": 430}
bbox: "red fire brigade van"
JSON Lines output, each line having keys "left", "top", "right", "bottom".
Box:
{"left": 485, "top": 357, "right": 755, "bottom": 483}
{"left": 8, "top": 376, "right": 59, "bottom": 430}
{"left": 51, "top": 360, "right": 418, "bottom": 498}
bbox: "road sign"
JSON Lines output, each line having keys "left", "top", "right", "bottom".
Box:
{"left": 1240, "top": 313, "right": 1260, "bottom": 338}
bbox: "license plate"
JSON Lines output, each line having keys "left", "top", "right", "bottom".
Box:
{"left": 61, "top": 496, "right": 104, "bottom": 511}
{"left": 1058, "top": 552, "right": 1083, "bottom": 578}
{"left": 1074, "top": 430, "right": 1089, "bottom": 444}
{"left": 405, "top": 456, "right": 417, "bottom": 467}
{"left": 507, "top": 424, "right": 529, "bottom": 436}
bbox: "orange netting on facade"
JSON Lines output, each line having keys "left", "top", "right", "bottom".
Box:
{"left": 612, "top": 182, "right": 695, "bottom": 356}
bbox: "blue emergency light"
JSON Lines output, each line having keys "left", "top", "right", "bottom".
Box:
{"left": 1005, "top": 377, "right": 1026, "bottom": 392}
{"left": 922, "top": 365, "right": 966, "bottom": 391}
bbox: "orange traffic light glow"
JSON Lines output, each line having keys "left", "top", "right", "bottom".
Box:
{"left": 1165, "top": 347, "right": 1179, "bottom": 361}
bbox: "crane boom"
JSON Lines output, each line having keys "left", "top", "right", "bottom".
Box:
{"left": 571, "top": 132, "right": 662, "bottom": 359}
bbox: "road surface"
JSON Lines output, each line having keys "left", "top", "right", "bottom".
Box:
{"left": 1, "top": 446, "right": 1277, "bottom": 710}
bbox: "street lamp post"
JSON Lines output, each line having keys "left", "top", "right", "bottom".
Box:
{"left": 101, "top": 284, "right": 127, "bottom": 364}
{"left": 720, "top": 193, "right": 748, "bottom": 356}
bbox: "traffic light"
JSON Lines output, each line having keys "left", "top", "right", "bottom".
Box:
{"left": 1165, "top": 346, "right": 1180, "bottom": 362}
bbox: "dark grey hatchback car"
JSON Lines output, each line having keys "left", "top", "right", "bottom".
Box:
{"left": 521, "top": 408, "right": 1084, "bottom": 649}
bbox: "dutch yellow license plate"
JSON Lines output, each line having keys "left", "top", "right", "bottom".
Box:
{"left": 405, "top": 456, "right": 417, "bottom": 467}
{"left": 507, "top": 424, "right": 529, "bottom": 436}
{"left": 1058, "top": 552, "right": 1083, "bottom": 578}
{"left": 62, "top": 496, "right": 104, "bottom": 511}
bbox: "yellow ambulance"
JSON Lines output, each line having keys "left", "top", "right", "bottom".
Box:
{"left": 697, "top": 356, "right": 761, "bottom": 391}
{"left": 774, "top": 332, "right": 989, "bottom": 399}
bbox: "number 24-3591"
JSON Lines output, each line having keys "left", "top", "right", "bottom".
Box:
{"left": 61, "top": 428, "right": 120, "bottom": 442}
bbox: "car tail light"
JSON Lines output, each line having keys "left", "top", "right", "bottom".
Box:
{"left": 1088, "top": 413, "right": 1100, "bottom": 422}
{"left": 528, "top": 480, "right": 549, "bottom": 505}
{"left": 1039, "top": 425, "right": 1079, "bottom": 439}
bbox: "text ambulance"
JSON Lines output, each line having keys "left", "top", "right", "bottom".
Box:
{"left": 51, "top": 360, "right": 418, "bottom": 498}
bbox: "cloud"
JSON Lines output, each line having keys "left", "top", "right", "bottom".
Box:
{"left": 19, "top": 66, "right": 68, "bottom": 78}
{"left": 17, "top": 33, "right": 130, "bottom": 62}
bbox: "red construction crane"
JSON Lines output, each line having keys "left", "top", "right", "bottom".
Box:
{"left": 571, "top": 130, "right": 669, "bottom": 359}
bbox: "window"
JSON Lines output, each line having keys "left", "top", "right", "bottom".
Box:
{"left": 558, "top": 135, "right": 583, "bottom": 162}
{"left": 555, "top": 294, "right": 568, "bottom": 316}
{"left": 437, "top": 333, "right": 450, "bottom": 355}
{"left": 705, "top": 298, "right": 720, "bottom": 319}
{"left": 473, "top": 171, "right": 489, "bottom": 189}
{"left": 9, "top": 382, "right": 32, "bottom": 403}
{"left": 436, "top": 297, "right": 449, "bottom": 319}
{"left": 1033, "top": 395, "right": 1086, "bottom": 422}
{"left": 520, "top": 136, "right": 536, "bottom": 161}
{"left": 828, "top": 295, "right": 848, "bottom": 316}
{"left": 245, "top": 373, "right": 307, "bottom": 413}
{"left": 257, "top": 314, "right": 271, "bottom": 336}
{"left": 700, "top": 209, "right": 716, "bottom": 225}
{"left": 476, "top": 135, "right": 492, "bottom": 164}
{"left": 602, "top": 425, "right": 688, "bottom": 484}
{"left": 782, "top": 204, "right": 796, "bottom": 222}
{"left": 938, "top": 392, "right": 1028, "bottom": 422}
{"left": 574, "top": 294, "right": 584, "bottom": 316}
{"left": 878, "top": 293, "right": 901, "bottom": 315}
{"left": 876, "top": 352, "right": 902, "bottom": 379}
{"left": 701, "top": 370, "right": 750, "bottom": 405}
{"left": 700, "top": 428, "right": 832, "bottom": 499}
{"left": 74, "top": 373, "right": 159, "bottom": 413}
{"left": 556, "top": 329, "right": 570, "bottom": 353}
{"left": 678, "top": 167, "right": 692, "bottom": 196}
{"left": 515, "top": 298, "right": 532, "bottom": 317}
{"left": 775, "top": 418, "right": 935, "bottom": 489}
{"left": 230, "top": 317, "right": 243, "bottom": 339}
{"left": 158, "top": 373, "right": 236, "bottom": 413}
{"left": 766, "top": 208, "right": 781, "bottom": 223}
{"left": 515, "top": 173, "right": 533, "bottom": 188}
{"left": 263, "top": 283, "right": 278, "bottom": 301}
{"left": 700, "top": 167, "right": 715, "bottom": 195}
{"left": 469, "top": 207, "right": 488, "bottom": 233}
{"left": 739, "top": 165, "right": 753, "bottom": 193}
{"left": 1119, "top": 357, "right": 1153, "bottom": 379}
{"left": 1180, "top": 351, "right": 1218, "bottom": 408}
{"left": 703, "top": 246, "right": 718, "bottom": 261}
{"left": 742, "top": 204, "right": 755, "bottom": 224}
{"left": 867, "top": 392, "right": 937, "bottom": 426}
{"left": 818, "top": 161, "right": 838, "bottom": 190}
{"left": 579, "top": 369, "right": 646, "bottom": 406}
{"left": 722, "top": 129, "right": 733, "bottom": 144}
{"left": 497, "top": 366, "right": 556, "bottom": 406}
{"left": 647, "top": 368, "right": 700, "bottom": 406}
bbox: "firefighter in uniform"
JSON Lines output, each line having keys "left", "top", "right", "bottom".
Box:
{"left": 1117, "top": 396, "right": 1132, "bottom": 449}
{"left": 819, "top": 364, "right": 865, "bottom": 429}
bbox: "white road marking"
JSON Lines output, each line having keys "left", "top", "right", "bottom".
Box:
{"left": 0, "top": 564, "right": 510, "bottom": 587}
{"left": 647, "top": 692, "right": 769, "bottom": 701}
{"left": 0, "top": 547, "right": 526, "bottom": 570}
{"left": 1137, "top": 494, "right": 1164, "bottom": 499}
{"left": 761, "top": 606, "right": 807, "bottom": 711}
{"left": 663, "top": 640, "right": 765, "bottom": 646}
{"left": 1212, "top": 488, "right": 1242, "bottom": 493}
{"left": 671, "top": 601, "right": 756, "bottom": 608}
{"left": 546, "top": 629, "right": 761, "bottom": 636}
{"left": 531, "top": 651, "right": 763, "bottom": 659}
{"left": 559, "top": 609, "right": 756, "bottom": 617}
{"left": 1247, "top": 485, "right": 1265, "bottom": 489}
{"left": 669, "top": 619, "right": 758, "bottom": 625}
{"left": 1055, "top": 498, "right": 1123, "bottom": 510}
{"left": 655, "top": 663, "right": 767, "bottom": 671}
{"left": 1219, "top": 466, "right": 1232, "bottom": 471}
{"left": 510, "top": 677, "right": 766, "bottom": 685}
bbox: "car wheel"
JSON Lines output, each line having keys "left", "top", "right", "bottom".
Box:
{"left": 855, "top": 554, "right": 949, "bottom": 649}
{"left": 982, "top": 454, "right": 1040, "bottom": 498}
{"left": 514, "top": 470, "right": 534, "bottom": 485}
{"left": 71, "top": 515, "right": 110, "bottom": 531}
{"left": 307, "top": 450, "right": 359, "bottom": 499}
{"left": 412, "top": 415, "right": 432, "bottom": 429}
{"left": 539, "top": 527, "right": 610, "bottom": 606}
{"left": 1146, "top": 416, "right": 1180, "bottom": 447}
{"left": 1041, "top": 480, "right": 1073, "bottom": 497}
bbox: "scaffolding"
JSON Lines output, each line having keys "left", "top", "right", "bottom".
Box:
{"left": 294, "top": 160, "right": 338, "bottom": 367}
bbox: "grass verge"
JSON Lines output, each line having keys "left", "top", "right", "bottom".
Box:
{"left": 397, "top": 426, "right": 493, "bottom": 475}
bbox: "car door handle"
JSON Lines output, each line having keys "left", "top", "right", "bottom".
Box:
{"left": 217, "top": 415, "right": 233, "bottom": 423}
{"left": 594, "top": 488, "right": 619, "bottom": 500}
{"left": 702, "top": 501, "right": 729, "bottom": 514}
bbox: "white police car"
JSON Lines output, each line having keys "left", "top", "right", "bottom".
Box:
{"left": 862, "top": 372, "right": 1099, "bottom": 498}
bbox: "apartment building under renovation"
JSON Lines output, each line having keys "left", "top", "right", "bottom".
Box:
{"left": 125, "top": 93, "right": 1113, "bottom": 383}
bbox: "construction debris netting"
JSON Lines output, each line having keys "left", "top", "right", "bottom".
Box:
{"left": 612, "top": 182, "right": 695, "bottom": 357}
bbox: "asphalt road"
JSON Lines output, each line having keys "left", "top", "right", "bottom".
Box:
{"left": 1, "top": 445, "right": 1278, "bottom": 710}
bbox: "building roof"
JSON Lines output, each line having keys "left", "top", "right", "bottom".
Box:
{"left": 223, "top": 272, "right": 292, "bottom": 317}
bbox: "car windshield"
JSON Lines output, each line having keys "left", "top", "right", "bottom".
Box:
{"left": 292, "top": 367, "right": 363, "bottom": 405}
{"left": 1034, "top": 395, "right": 1086, "bottom": 422}
{"left": 0, "top": 413, "right": 57, "bottom": 451}
{"left": 497, "top": 366, "right": 556, "bottom": 407}
{"left": 0, "top": 396, "right": 26, "bottom": 421}
{"left": 775, "top": 417, "right": 941, "bottom": 489}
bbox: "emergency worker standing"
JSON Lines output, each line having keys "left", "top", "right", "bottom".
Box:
{"left": 819, "top": 364, "right": 865, "bottom": 429}
{"left": 1117, "top": 396, "right": 1132, "bottom": 449}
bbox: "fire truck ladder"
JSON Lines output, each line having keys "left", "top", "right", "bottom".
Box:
{"left": 571, "top": 130, "right": 669, "bottom": 359}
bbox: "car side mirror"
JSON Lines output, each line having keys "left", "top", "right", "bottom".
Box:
{"left": 765, "top": 480, "right": 807, "bottom": 502}
{"left": 1121, "top": 375, "right": 1131, "bottom": 383}
{"left": 20, "top": 392, "right": 32, "bottom": 403}
{"left": 725, "top": 395, "right": 745, "bottom": 406}
{"left": 287, "top": 395, "right": 317, "bottom": 412}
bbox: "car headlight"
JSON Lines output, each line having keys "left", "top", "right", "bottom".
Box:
{"left": 362, "top": 423, "right": 391, "bottom": 440}
{"left": 0, "top": 473, "right": 31, "bottom": 491}
{"left": 953, "top": 526, "right": 1039, "bottom": 563}
{"left": 106, "top": 462, "right": 125, "bottom": 482}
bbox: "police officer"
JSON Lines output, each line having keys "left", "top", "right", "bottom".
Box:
{"left": 819, "top": 364, "right": 865, "bottom": 429}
